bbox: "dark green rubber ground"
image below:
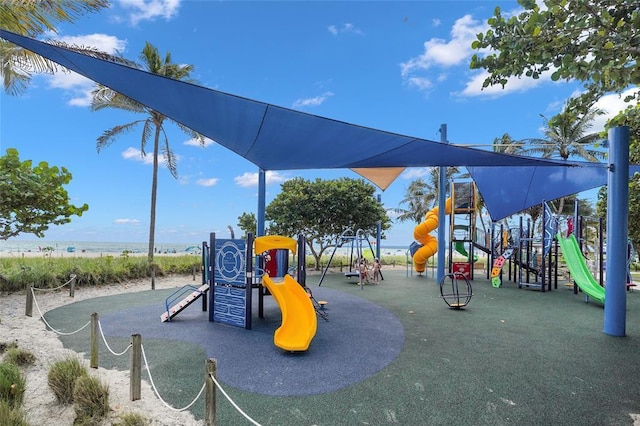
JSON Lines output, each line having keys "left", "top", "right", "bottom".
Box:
{"left": 45, "top": 268, "right": 640, "bottom": 425}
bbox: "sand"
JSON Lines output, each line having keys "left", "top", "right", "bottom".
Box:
{"left": 0, "top": 275, "right": 203, "bottom": 425}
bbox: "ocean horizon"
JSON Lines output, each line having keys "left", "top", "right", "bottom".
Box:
{"left": 0, "top": 240, "right": 411, "bottom": 256}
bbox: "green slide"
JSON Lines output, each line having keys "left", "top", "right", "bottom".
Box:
{"left": 454, "top": 241, "right": 478, "bottom": 262}
{"left": 556, "top": 233, "right": 605, "bottom": 304}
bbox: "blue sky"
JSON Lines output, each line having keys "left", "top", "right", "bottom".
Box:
{"left": 0, "top": 0, "right": 633, "bottom": 246}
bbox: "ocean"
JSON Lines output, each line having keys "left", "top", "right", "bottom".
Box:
{"left": 0, "top": 239, "right": 410, "bottom": 257}
{"left": 0, "top": 240, "right": 197, "bottom": 255}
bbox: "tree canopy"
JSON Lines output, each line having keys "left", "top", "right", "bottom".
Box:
{"left": 470, "top": 0, "right": 639, "bottom": 142}
{"left": 266, "top": 177, "right": 390, "bottom": 269}
{"left": 0, "top": 148, "right": 88, "bottom": 240}
{"left": 0, "top": 0, "right": 109, "bottom": 95}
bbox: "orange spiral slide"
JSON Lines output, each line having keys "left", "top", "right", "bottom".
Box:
{"left": 412, "top": 198, "right": 452, "bottom": 273}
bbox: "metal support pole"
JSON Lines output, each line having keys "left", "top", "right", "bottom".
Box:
{"left": 604, "top": 126, "right": 629, "bottom": 336}
{"left": 437, "top": 124, "right": 448, "bottom": 283}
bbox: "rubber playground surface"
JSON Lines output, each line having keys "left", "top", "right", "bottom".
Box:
{"left": 45, "top": 267, "right": 640, "bottom": 425}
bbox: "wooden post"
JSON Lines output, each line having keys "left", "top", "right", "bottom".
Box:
{"left": 25, "top": 283, "right": 33, "bottom": 317}
{"left": 130, "top": 334, "right": 142, "bottom": 401}
{"left": 90, "top": 313, "right": 99, "bottom": 369}
{"left": 69, "top": 274, "right": 76, "bottom": 298}
{"left": 193, "top": 265, "right": 196, "bottom": 281}
{"left": 151, "top": 265, "right": 156, "bottom": 290}
{"left": 204, "top": 358, "right": 217, "bottom": 425}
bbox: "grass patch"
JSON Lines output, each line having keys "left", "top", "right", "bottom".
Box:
{"left": 113, "top": 411, "right": 150, "bottom": 426}
{"left": 0, "top": 362, "right": 26, "bottom": 409}
{"left": 0, "top": 255, "right": 201, "bottom": 293}
{"left": 48, "top": 357, "right": 88, "bottom": 404}
{"left": 0, "top": 400, "right": 28, "bottom": 426}
{"left": 2, "top": 348, "right": 36, "bottom": 368}
{"left": 73, "top": 374, "right": 110, "bottom": 424}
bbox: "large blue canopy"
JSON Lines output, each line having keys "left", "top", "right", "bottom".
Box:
{"left": 2, "top": 29, "right": 636, "bottom": 221}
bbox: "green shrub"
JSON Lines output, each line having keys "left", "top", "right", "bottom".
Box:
{"left": 3, "top": 348, "right": 36, "bottom": 367}
{"left": 0, "top": 256, "right": 201, "bottom": 292}
{"left": 0, "top": 362, "right": 26, "bottom": 409}
{"left": 114, "top": 411, "right": 150, "bottom": 426}
{"left": 0, "top": 400, "right": 28, "bottom": 426}
{"left": 73, "top": 374, "right": 110, "bottom": 423}
{"left": 0, "top": 341, "right": 18, "bottom": 355}
{"left": 47, "top": 357, "right": 88, "bottom": 404}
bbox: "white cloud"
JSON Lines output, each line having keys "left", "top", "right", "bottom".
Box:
{"left": 592, "top": 88, "right": 640, "bottom": 132}
{"left": 401, "top": 167, "right": 431, "bottom": 179}
{"left": 196, "top": 178, "right": 219, "bottom": 187}
{"left": 327, "top": 23, "right": 363, "bottom": 36}
{"left": 292, "top": 91, "right": 334, "bottom": 108}
{"left": 44, "top": 33, "right": 127, "bottom": 106}
{"left": 457, "top": 69, "right": 552, "bottom": 98}
{"left": 121, "top": 147, "right": 179, "bottom": 167}
{"left": 400, "top": 14, "right": 484, "bottom": 79}
{"left": 234, "top": 171, "right": 289, "bottom": 188}
{"left": 119, "top": 0, "right": 181, "bottom": 25}
{"left": 114, "top": 218, "right": 141, "bottom": 224}
{"left": 184, "top": 137, "right": 216, "bottom": 147}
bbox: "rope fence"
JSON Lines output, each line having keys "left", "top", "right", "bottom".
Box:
{"left": 24, "top": 279, "right": 262, "bottom": 425}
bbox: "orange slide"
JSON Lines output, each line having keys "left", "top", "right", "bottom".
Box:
{"left": 412, "top": 198, "right": 452, "bottom": 273}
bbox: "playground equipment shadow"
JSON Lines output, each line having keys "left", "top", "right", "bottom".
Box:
{"left": 45, "top": 268, "right": 640, "bottom": 425}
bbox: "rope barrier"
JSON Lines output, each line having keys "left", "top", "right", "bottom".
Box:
{"left": 31, "top": 275, "right": 75, "bottom": 292}
{"left": 29, "top": 282, "right": 261, "bottom": 424}
{"left": 141, "top": 344, "right": 206, "bottom": 412}
{"left": 208, "top": 372, "right": 262, "bottom": 426}
{"left": 31, "top": 287, "right": 91, "bottom": 336}
{"left": 97, "top": 321, "right": 132, "bottom": 356}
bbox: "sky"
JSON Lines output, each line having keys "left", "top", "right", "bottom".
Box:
{"left": 0, "top": 0, "right": 634, "bottom": 247}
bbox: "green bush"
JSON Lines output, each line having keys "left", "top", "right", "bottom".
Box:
{"left": 3, "top": 348, "right": 36, "bottom": 368}
{"left": 0, "top": 400, "right": 28, "bottom": 426}
{"left": 0, "top": 255, "right": 201, "bottom": 292}
{"left": 47, "top": 357, "right": 88, "bottom": 404}
{"left": 73, "top": 374, "right": 110, "bottom": 423}
{"left": 114, "top": 412, "right": 149, "bottom": 426}
{"left": 0, "top": 341, "right": 18, "bottom": 355}
{"left": 0, "top": 362, "right": 26, "bottom": 409}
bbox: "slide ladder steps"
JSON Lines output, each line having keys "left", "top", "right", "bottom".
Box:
{"left": 161, "top": 284, "right": 210, "bottom": 322}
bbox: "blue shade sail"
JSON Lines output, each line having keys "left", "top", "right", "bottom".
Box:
{"left": 3, "top": 29, "right": 637, "bottom": 221}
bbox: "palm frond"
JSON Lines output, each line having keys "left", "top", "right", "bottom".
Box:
{"left": 96, "top": 121, "right": 143, "bottom": 153}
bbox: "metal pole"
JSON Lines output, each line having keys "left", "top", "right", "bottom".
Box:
{"left": 437, "top": 124, "right": 448, "bottom": 283}
{"left": 604, "top": 126, "right": 629, "bottom": 336}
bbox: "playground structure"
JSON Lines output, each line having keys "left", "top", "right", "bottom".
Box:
{"left": 489, "top": 202, "right": 559, "bottom": 291}
{"left": 409, "top": 182, "right": 491, "bottom": 278}
{"left": 317, "top": 228, "right": 382, "bottom": 288}
{"left": 448, "top": 182, "right": 490, "bottom": 279}
{"left": 410, "top": 198, "right": 452, "bottom": 274}
{"left": 161, "top": 232, "right": 322, "bottom": 352}
{"left": 255, "top": 235, "right": 318, "bottom": 351}
{"left": 439, "top": 272, "right": 473, "bottom": 309}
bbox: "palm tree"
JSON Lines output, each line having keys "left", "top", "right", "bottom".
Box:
{"left": 492, "top": 133, "right": 527, "bottom": 155}
{"left": 0, "top": 0, "right": 108, "bottom": 95}
{"left": 523, "top": 106, "right": 606, "bottom": 213}
{"left": 91, "top": 42, "right": 205, "bottom": 287}
{"left": 395, "top": 167, "right": 460, "bottom": 224}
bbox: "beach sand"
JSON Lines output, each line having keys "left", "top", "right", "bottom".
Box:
{"left": 0, "top": 275, "right": 203, "bottom": 425}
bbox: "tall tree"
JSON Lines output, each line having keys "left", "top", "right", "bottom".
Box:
{"left": 470, "top": 0, "right": 639, "bottom": 141}
{"left": 237, "top": 212, "right": 257, "bottom": 239}
{"left": 266, "top": 177, "right": 391, "bottom": 270}
{"left": 0, "top": 0, "right": 108, "bottom": 95}
{"left": 524, "top": 106, "right": 606, "bottom": 213}
{"left": 91, "top": 42, "right": 205, "bottom": 281}
{"left": 395, "top": 167, "right": 460, "bottom": 225}
{"left": 0, "top": 148, "right": 88, "bottom": 239}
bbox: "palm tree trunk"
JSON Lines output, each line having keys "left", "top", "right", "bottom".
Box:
{"left": 148, "top": 126, "right": 161, "bottom": 289}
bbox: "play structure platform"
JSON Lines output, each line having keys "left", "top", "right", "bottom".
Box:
{"left": 161, "top": 284, "right": 210, "bottom": 322}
